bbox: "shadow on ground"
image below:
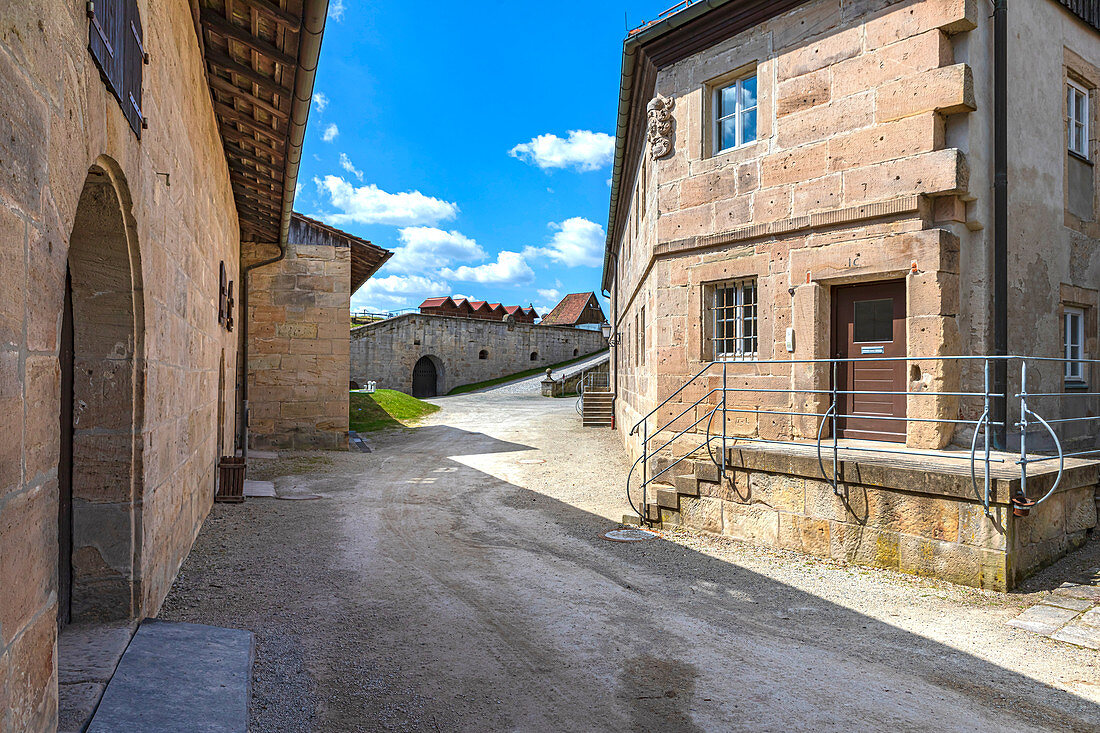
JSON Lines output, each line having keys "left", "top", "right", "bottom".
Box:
{"left": 161, "top": 423, "right": 1100, "bottom": 732}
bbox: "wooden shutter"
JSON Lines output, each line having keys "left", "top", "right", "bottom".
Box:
{"left": 87, "top": 0, "right": 123, "bottom": 97}
{"left": 122, "top": 0, "right": 145, "bottom": 136}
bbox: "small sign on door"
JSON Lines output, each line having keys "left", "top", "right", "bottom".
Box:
{"left": 861, "top": 345, "right": 886, "bottom": 354}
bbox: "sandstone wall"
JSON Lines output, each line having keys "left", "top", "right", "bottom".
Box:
{"left": 646, "top": 451, "right": 1097, "bottom": 591}
{"left": 247, "top": 242, "right": 351, "bottom": 450}
{"left": 612, "top": 0, "right": 985, "bottom": 456}
{"left": 351, "top": 315, "right": 608, "bottom": 395}
{"left": 0, "top": 2, "right": 240, "bottom": 729}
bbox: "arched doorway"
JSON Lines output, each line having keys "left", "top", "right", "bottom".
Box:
{"left": 59, "top": 161, "right": 144, "bottom": 626}
{"left": 412, "top": 356, "right": 440, "bottom": 398}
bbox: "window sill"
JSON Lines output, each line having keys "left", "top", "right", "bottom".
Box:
{"left": 1064, "top": 380, "right": 1090, "bottom": 392}
{"left": 1068, "top": 149, "right": 1093, "bottom": 166}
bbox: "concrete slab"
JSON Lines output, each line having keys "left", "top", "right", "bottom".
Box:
{"left": 243, "top": 480, "right": 276, "bottom": 498}
{"left": 1079, "top": 607, "right": 1100, "bottom": 627}
{"left": 1042, "top": 595, "right": 1095, "bottom": 612}
{"left": 1054, "top": 582, "right": 1100, "bottom": 602}
{"left": 1051, "top": 621, "right": 1100, "bottom": 650}
{"left": 87, "top": 620, "right": 254, "bottom": 733}
{"left": 1005, "top": 603, "right": 1081, "bottom": 636}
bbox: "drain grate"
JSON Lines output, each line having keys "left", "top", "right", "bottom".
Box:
{"left": 602, "top": 529, "right": 658, "bottom": 543}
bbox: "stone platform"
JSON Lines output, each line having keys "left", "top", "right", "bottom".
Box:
{"left": 87, "top": 620, "right": 254, "bottom": 733}
{"left": 634, "top": 440, "right": 1098, "bottom": 590}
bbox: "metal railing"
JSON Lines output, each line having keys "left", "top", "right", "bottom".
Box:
{"left": 625, "top": 355, "right": 1100, "bottom": 523}
{"left": 576, "top": 370, "right": 612, "bottom": 414}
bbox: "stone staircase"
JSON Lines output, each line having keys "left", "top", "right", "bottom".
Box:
{"left": 623, "top": 454, "right": 714, "bottom": 526}
{"left": 581, "top": 390, "right": 614, "bottom": 428}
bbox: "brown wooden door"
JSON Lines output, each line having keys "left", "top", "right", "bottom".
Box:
{"left": 833, "top": 281, "right": 906, "bottom": 442}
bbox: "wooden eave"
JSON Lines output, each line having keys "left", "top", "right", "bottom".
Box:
{"left": 198, "top": 0, "right": 306, "bottom": 243}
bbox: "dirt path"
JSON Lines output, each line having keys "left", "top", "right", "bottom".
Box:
{"left": 160, "top": 386, "right": 1100, "bottom": 732}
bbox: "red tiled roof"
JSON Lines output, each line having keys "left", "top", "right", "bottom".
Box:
{"left": 468, "top": 300, "right": 489, "bottom": 310}
{"left": 503, "top": 305, "right": 522, "bottom": 315}
{"left": 540, "top": 292, "right": 605, "bottom": 326}
{"left": 419, "top": 297, "right": 454, "bottom": 308}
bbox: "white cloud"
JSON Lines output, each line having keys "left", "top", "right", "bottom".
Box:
{"left": 389, "top": 227, "right": 485, "bottom": 273}
{"left": 314, "top": 175, "right": 459, "bottom": 227}
{"left": 352, "top": 273, "right": 447, "bottom": 312}
{"left": 322, "top": 123, "right": 339, "bottom": 142}
{"left": 339, "top": 153, "right": 364, "bottom": 181}
{"left": 526, "top": 217, "right": 605, "bottom": 268}
{"left": 313, "top": 92, "right": 329, "bottom": 113}
{"left": 441, "top": 251, "right": 534, "bottom": 285}
{"left": 537, "top": 288, "right": 561, "bottom": 302}
{"left": 509, "top": 130, "right": 615, "bottom": 172}
{"left": 328, "top": 0, "right": 346, "bottom": 21}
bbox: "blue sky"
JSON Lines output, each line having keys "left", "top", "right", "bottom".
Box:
{"left": 295, "top": 0, "right": 673, "bottom": 317}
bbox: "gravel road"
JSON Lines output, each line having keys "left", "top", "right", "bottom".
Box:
{"left": 159, "top": 382, "right": 1100, "bottom": 732}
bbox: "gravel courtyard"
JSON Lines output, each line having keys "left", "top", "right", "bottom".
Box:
{"left": 160, "top": 376, "right": 1100, "bottom": 732}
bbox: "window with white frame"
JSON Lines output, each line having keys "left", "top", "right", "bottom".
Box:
{"left": 1069, "top": 80, "right": 1089, "bottom": 159}
{"left": 1065, "top": 306, "right": 1087, "bottom": 385}
{"left": 711, "top": 279, "right": 757, "bottom": 360}
{"left": 714, "top": 73, "right": 758, "bottom": 155}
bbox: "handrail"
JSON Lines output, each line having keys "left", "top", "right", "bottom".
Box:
{"left": 630, "top": 361, "right": 715, "bottom": 435}
{"left": 626, "top": 354, "right": 1091, "bottom": 525}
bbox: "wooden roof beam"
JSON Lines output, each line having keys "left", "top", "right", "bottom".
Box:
{"left": 232, "top": 0, "right": 301, "bottom": 32}
{"left": 208, "top": 74, "right": 289, "bottom": 120}
{"left": 206, "top": 47, "right": 293, "bottom": 98}
{"left": 200, "top": 8, "right": 297, "bottom": 68}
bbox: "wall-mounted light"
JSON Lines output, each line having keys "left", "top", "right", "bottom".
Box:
{"left": 601, "top": 322, "right": 621, "bottom": 346}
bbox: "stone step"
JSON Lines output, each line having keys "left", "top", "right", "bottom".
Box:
{"left": 621, "top": 513, "right": 643, "bottom": 526}
{"left": 655, "top": 487, "right": 680, "bottom": 509}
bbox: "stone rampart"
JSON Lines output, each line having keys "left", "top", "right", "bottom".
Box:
{"left": 351, "top": 314, "right": 607, "bottom": 396}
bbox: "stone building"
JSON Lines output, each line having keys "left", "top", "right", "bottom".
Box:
{"left": 0, "top": 1, "right": 329, "bottom": 729}
{"left": 246, "top": 213, "right": 391, "bottom": 450}
{"left": 351, "top": 314, "right": 607, "bottom": 397}
{"left": 539, "top": 292, "right": 608, "bottom": 329}
{"left": 604, "top": 0, "right": 1100, "bottom": 589}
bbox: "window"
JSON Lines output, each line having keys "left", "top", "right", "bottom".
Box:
{"left": 1069, "top": 80, "right": 1089, "bottom": 159}
{"left": 530, "top": 351, "right": 538, "bottom": 361}
{"left": 638, "top": 306, "right": 646, "bottom": 366}
{"left": 88, "top": 0, "right": 146, "bottom": 137}
{"left": 1065, "top": 306, "right": 1087, "bottom": 385}
{"left": 853, "top": 299, "right": 894, "bottom": 343}
{"left": 478, "top": 349, "right": 488, "bottom": 360}
{"left": 711, "top": 279, "right": 758, "bottom": 360}
{"left": 714, "top": 73, "right": 757, "bottom": 154}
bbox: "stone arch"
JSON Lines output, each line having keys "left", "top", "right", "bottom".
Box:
{"left": 530, "top": 351, "right": 539, "bottom": 361}
{"left": 478, "top": 349, "right": 488, "bottom": 360}
{"left": 60, "top": 157, "right": 145, "bottom": 624}
{"left": 412, "top": 355, "right": 444, "bottom": 398}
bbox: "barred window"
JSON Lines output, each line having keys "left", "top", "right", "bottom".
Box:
{"left": 711, "top": 279, "right": 757, "bottom": 360}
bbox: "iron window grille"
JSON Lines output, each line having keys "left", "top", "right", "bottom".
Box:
{"left": 712, "top": 279, "right": 757, "bottom": 361}
{"left": 714, "top": 73, "right": 758, "bottom": 155}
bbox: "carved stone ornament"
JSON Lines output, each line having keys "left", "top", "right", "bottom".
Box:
{"left": 647, "top": 94, "right": 675, "bottom": 160}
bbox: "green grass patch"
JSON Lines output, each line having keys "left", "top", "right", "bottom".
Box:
{"left": 446, "top": 350, "right": 608, "bottom": 395}
{"left": 349, "top": 389, "right": 440, "bottom": 432}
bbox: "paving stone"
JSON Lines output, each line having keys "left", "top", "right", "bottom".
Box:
{"left": 1051, "top": 621, "right": 1100, "bottom": 651}
{"left": 57, "top": 622, "right": 134, "bottom": 685}
{"left": 1005, "top": 603, "right": 1081, "bottom": 636}
{"left": 1041, "top": 595, "right": 1095, "bottom": 613}
{"left": 1054, "top": 582, "right": 1100, "bottom": 602}
{"left": 57, "top": 682, "right": 106, "bottom": 733}
{"left": 1078, "top": 607, "right": 1100, "bottom": 628}
{"left": 87, "top": 620, "right": 253, "bottom": 733}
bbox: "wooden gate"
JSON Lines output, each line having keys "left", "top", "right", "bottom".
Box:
{"left": 412, "top": 356, "right": 438, "bottom": 398}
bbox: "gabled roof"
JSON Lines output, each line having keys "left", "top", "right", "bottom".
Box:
{"left": 524, "top": 307, "right": 539, "bottom": 318}
{"left": 290, "top": 213, "right": 392, "bottom": 294}
{"left": 419, "top": 297, "right": 456, "bottom": 309}
{"left": 503, "top": 305, "right": 523, "bottom": 315}
{"left": 468, "top": 300, "right": 490, "bottom": 311}
{"left": 540, "top": 292, "right": 605, "bottom": 326}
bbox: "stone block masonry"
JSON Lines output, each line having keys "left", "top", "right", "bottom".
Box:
{"left": 247, "top": 242, "right": 351, "bottom": 450}
{"left": 351, "top": 314, "right": 608, "bottom": 396}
